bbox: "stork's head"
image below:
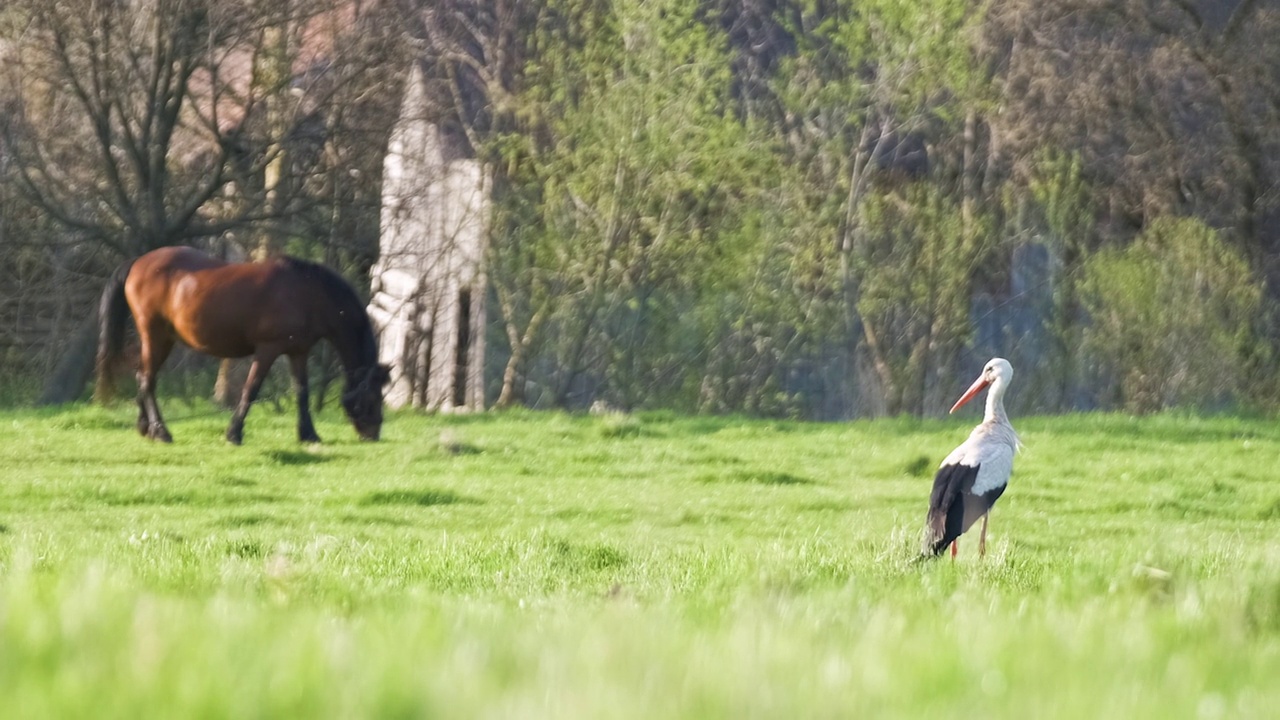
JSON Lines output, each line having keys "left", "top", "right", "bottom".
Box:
{"left": 950, "top": 358, "right": 1014, "bottom": 414}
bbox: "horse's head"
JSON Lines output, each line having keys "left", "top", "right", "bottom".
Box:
{"left": 342, "top": 363, "right": 390, "bottom": 441}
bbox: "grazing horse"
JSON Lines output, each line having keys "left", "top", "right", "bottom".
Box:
{"left": 95, "top": 246, "right": 389, "bottom": 444}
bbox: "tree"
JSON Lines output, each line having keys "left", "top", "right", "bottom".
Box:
{"left": 1023, "top": 151, "right": 1096, "bottom": 411}
{"left": 773, "top": 0, "right": 986, "bottom": 414}
{"left": 485, "top": 0, "right": 780, "bottom": 410}
{"left": 987, "top": 0, "right": 1280, "bottom": 271}
{"left": 5, "top": 0, "right": 262, "bottom": 255}
{"left": 856, "top": 187, "right": 988, "bottom": 415}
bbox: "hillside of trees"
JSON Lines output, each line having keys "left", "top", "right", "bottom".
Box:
{"left": 2, "top": 0, "right": 1278, "bottom": 418}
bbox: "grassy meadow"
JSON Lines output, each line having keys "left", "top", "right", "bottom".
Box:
{"left": 1, "top": 401, "right": 1279, "bottom": 718}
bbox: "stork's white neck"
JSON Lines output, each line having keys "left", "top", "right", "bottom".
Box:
{"left": 985, "top": 378, "right": 1009, "bottom": 424}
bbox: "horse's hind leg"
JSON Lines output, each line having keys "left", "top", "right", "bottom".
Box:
{"left": 136, "top": 321, "right": 175, "bottom": 442}
{"left": 135, "top": 394, "right": 149, "bottom": 437}
{"left": 226, "top": 351, "right": 277, "bottom": 445}
{"left": 288, "top": 353, "right": 321, "bottom": 443}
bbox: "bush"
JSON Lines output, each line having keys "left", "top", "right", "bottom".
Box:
{"left": 1080, "top": 217, "right": 1262, "bottom": 412}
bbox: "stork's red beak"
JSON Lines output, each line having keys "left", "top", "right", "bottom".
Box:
{"left": 950, "top": 375, "right": 990, "bottom": 414}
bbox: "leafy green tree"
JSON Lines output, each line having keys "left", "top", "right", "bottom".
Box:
{"left": 695, "top": 169, "right": 847, "bottom": 417}
{"left": 490, "top": 0, "right": 774, "bottom": 410}
{"left": 774, "top": 0, "right": 986, "bottom": 414}
{"left": 1023, "top": 151, "right": 1096, "bottom": 411}
{"left": 856, "top": 186, "right": 988, "bottom": 415}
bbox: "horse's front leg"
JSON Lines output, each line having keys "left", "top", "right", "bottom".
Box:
{"left": 226, "top": 353, "right": 276, "bottom": 445}
{"left": 288, "top": 353, "right": 321, "bottom": 443}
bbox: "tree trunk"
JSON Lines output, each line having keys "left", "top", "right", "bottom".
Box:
{"left": 254, "top": 7, "right": 291, "bottom": 260}
{"left": 496, "top": 307, "right": 546, "bottom": 408}
{"left": 861, "top": 319, "right": 899, "bottom": 416}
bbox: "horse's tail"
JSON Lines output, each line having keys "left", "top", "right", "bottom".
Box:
{"left": 93, "top": 259, "right": 136, "bottom": 404}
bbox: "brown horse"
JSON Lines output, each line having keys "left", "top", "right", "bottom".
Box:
{"left": 95, "top": 246, "right": 389, "bottom": 444}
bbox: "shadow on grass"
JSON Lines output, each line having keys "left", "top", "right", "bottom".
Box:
{"left": 339, "top": 513, "right": 413, "bottom": 527}
{"left": 903, "top": 454, "right": 934, "bottom": 477}
{"left": 695, "top": 470, "right": 814, "bottom": 486}
{"left": 221, "top": 513, "right": 275, "bottom": 528}
{"left": 263, "top": 450, "right": 337, "bottom": 466}
{"left": 670, "top": 511, "right": 739, "bottom": 526}
{"left": 550, "top": 507, "right": 636, "bottom": 523}
{"left": 100, "top": 489, "right": 196, "bottom": 506}
{"left": 416, "top": 441, "right": 484, "bottom": 460}
{"left": 795, "top": 500, "right": 855, "bottom": 513}
{"left": 358, "top": 489, "right": 478, "bottom": 507}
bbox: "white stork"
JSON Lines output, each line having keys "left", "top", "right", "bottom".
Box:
{"left": 923, "top": 358, "right": 1018, "bottom": 558}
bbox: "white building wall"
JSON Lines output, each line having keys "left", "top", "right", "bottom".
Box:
{"left": 368, "top": 64, "right": 489, "bottom": 410}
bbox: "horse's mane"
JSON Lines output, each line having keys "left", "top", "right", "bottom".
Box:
{"left": 282, "top": 256, "right": 379, "bottom": 370}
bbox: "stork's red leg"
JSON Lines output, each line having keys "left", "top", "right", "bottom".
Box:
{"left": 950, "top": 540, "right": 958, "bottom": 558}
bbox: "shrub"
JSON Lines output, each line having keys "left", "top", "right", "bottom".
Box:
{"left": 1080, "top": 217, "right": 1261, "bottom": 412}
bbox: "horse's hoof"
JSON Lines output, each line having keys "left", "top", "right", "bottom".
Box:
{"left": 151, "top": 427, "right": 173, "bottom": 443}
{"left": 225, "top": 432, "right": 243, "bottom": 446}
{"left": 299, "top": 431, "right": 322, "bottom": 444}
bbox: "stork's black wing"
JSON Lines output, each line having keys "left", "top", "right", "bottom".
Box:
{"left": 924, "top": 463, "right": 979, "bottom": 556}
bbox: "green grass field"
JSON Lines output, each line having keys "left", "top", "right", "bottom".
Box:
{"left": 2, "top": 402, "right": 1279, "bottom": 718}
